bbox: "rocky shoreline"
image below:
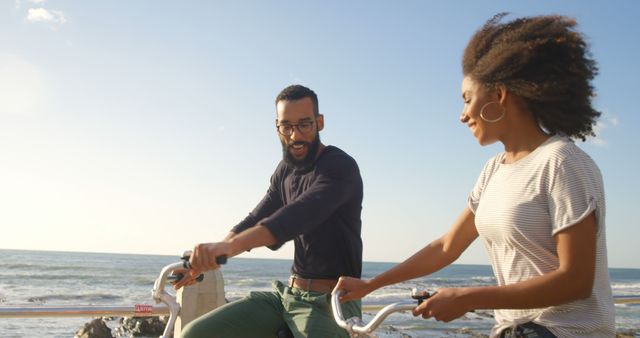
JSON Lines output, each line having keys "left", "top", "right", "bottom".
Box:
{"left": 75, "top": 316, "right": 169, "bottom": 338}
{"left": 74, "top": 316, "right": 639, "bottom": 338}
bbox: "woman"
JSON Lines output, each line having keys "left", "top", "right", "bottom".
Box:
{"left": 335, "top": 14, "right": 615, "bottom": 338}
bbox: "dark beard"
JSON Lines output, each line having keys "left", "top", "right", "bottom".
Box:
{"left": 282, "top": 134, "right": 321, "bottom": 169}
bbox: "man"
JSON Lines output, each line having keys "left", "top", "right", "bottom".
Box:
{"left": 177, "top": 84, "right": 364, "bottom": 338}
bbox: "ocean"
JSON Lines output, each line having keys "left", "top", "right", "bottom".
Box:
{"left": 0, "top": 249, "right": 638, "bottom": 337}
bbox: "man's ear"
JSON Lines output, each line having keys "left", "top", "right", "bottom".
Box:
{"left": 316, "top": 114, "right": 324, "bottom": 132}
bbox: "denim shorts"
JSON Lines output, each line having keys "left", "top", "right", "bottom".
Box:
{"left": 499, "top": 322, "right": 557, "bottom": 338}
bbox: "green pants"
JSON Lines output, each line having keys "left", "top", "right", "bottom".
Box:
{"left": 180, "top": 280, "right": 361, "bottom": 338}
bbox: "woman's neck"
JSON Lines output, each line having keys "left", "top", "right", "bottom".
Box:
{"left": 501, "top": 123, "right": 550, "bottom": 164}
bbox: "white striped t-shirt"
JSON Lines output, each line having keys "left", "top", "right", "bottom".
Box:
{"left": 468, "top": 135, "right": 615, "bottom": 338}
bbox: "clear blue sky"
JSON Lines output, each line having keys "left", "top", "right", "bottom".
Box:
{"left": 1, "top": 1, "right": 639, "bottom": 268}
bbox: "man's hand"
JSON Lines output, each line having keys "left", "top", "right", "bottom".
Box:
{"left": 172, "top": 267, "right": 202, "bottom": 290}
{"left": 173, "top": 241, "right": 232, "bottom": 290}
{"left": 333, "top": 276, "right": 375, "bottom": 303}
{"left": 190, "top": 241, "right": 233, "bottom": 271}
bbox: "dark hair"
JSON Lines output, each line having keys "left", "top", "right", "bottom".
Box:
{"left": 463, "top": 13, "right": 600, "bottom": 141}
{"left": 275, "top": 85, "right": 319, "bottom": 116}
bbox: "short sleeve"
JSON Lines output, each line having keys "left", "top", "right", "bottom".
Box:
{"left": 468, "top": 155, "right": 502, "bottom": 214}
{"left": 547, "top": 150, "right": 603, "bottom": 235}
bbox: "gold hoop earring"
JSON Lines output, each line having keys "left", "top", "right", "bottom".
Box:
{"left": 479, "top": 101, "right": 505, "bottom": 123}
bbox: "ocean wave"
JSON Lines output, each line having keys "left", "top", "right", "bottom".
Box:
{"left": 1, "top": 263, "right": 107, "bottom": 272}
{"left": 611, "top": 282, "right": 640, "bottom": 292}
{"left": 226, "top": 278, "right": 262, "bottom": 287}
{"left": 26, "top": 293, "right": 123, "bottom": 304}
{"left": 132, "top": 276, "right": 157, "bottom": 286}
{"left": 0, "top": 273, "right": 104, "bottom": 281}
{"left": 396, "top": 278, "right": 495, "bottom": 291}
{"left": 0, "top": 263, "right": 40, "bottom": 269}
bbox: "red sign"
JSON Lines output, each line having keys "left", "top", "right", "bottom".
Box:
{"left": 134, "top": 304, "right": 154, "bottom": 314}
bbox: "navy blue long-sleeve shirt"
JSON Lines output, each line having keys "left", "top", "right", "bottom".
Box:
{"left": 231, "top": 146, "right": 363, "bottom": 279}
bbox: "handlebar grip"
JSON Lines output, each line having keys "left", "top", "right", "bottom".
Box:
{"left": 411, "top": 289, "right": 432, "bottom": 305}
{"left": 182, "top": 255, "right": 228, "bottom": 269}
{"left": 168, "top": 272, "right": 205, "bottom": 285}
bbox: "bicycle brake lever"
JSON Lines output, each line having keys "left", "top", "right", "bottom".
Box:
{"left": 168, "top": 273, "right": 205, "bottom": 285}
{"left": 410, "top": 288, "right": 433, "bottom": 305}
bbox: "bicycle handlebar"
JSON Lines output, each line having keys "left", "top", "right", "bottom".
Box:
{"left": 331, "top": 290, "right": 417, "bottom": 336}
{"left": 151, "top": 255, "right": 227, "bottom": 338}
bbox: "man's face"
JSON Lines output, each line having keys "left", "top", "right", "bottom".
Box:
{"left": 276, "top": 97, "right": 324, "bottom": 168}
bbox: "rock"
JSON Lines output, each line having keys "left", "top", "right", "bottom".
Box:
{"left": 116, "top": 316, "right": 169, "bottom": 337}
{"left": 380, "top": 325, "right": 412, "bottom": 337}
{"left": 445, "top": 327, "right": 489, "bottom": 338}
{"left": 74, "top": 318, "right": 114, "bottom": 338}
{"left": 27, "top": 297, "right": 46, "bottom": 304}
{"left": 616, "top": 329, "right": 639, "bottom": 338}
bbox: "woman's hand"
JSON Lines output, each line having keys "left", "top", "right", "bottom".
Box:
{"left": 412, "top": 287, "right": 472, "bottom": 322}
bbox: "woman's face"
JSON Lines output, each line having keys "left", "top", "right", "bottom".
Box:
{"left": 460, "top": 76, "right": 503, "bottom": 145}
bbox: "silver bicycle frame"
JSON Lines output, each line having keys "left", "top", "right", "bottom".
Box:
{"left": 331, "top": 290, "right": 416, "bottom": 337}
{"left": 151, "top": 261, "right": 189, "bottom": 338}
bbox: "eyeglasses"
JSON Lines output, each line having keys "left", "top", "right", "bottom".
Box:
{"left": 276, "top": 120, "right": 315, "bottom": 136}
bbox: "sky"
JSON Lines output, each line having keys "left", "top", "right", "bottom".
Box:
{"left": 1, "top": 1, "right": 639, "bottom": 269}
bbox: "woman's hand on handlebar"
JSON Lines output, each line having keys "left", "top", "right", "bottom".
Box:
{"left": 412, "top": 287, "right": 471, "bottom": 322}
{"left": 333, "top": 276, "right": 375, "bottom": 303}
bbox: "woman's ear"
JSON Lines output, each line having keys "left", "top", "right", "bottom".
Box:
{"left": 496, "top": 85, "right": 508, "bottom": 105}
